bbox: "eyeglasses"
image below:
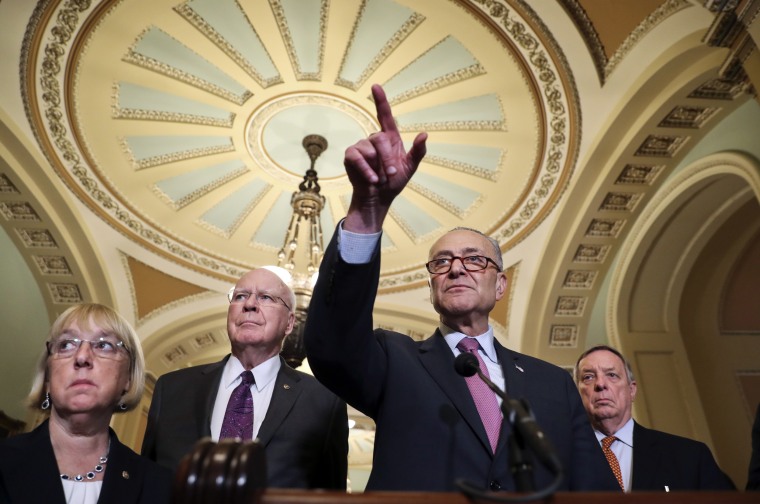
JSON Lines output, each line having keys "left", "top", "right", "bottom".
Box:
{"left": 227, "top": 288, "right": 291, "bottom": 311}
{"left": 425, "top": 255, "right": 501, "bottom": 274}
{"left": 47, "top": 337, "right": 128, "bottom": 360}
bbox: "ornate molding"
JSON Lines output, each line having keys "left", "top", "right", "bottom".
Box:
{"left": 335, "top": 0, "right": 424, "bottom": 90}
{"left": 270, "top": 0, "right": 328, "bottom": 81}
{"left": 174, "top": 0, "right": 283, "bottom": 88}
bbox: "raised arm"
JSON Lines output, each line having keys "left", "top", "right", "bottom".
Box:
{"left": 343, "top": 84, "right": 427, "bottom": 234}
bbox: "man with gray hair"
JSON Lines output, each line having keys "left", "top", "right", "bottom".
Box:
{"left": 575, "top": 344, "right": 734, "bottom": 491}
{"left": 142, "top": 267, "right": 348, "bottom": 489}
{"left": 304, "top": 84, "right": 619, "bottom": 493}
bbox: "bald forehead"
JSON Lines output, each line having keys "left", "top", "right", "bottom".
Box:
{"left": 429, "top": 229, "right": 492, "bottom": 259}
{"left": 236, "top": 268, "right": 288, "bottom": 292}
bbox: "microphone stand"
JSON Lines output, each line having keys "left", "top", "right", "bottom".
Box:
{"left": 455, "top": 359, "right": 565, "bottom": 502}
{"left": 505, "top": 406, "right": 535, "bottom": 493}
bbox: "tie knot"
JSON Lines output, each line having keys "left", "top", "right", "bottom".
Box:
{"left": 240, "top": 370, "right": 254, "bottom": 386}
{"left": 602, "top": 435, "right": 617, "bottom": 449}
{"left": 457, "top": 337, "right": 480, "bottom": 353}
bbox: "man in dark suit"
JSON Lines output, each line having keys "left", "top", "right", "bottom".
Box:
{"left": 574, "top": 345, "right": 735, "bottom": 491}
{"left": 303, "top": 84, "right": 619, "bottom": 493}
{"left": 142, "top": 268, "right": 348, "bottom": 489}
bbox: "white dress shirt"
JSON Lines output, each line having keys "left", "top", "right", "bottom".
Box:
{"left": 61, "top": 480, "right": 101, "bottom": 504}
{"left": 442, "top": 326, "right": 506, "bottom": 410}
{"left": 595, "top": 417, "right": 634, "bottom": 492}
{"left": 210, "top": 354, "right": 281, "bottom": 441}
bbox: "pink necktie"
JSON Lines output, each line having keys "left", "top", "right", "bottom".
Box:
{"left": 220, "top": 370, "right": 254, "bottom": 440}
{"left": 457, "top": 337, "right": 502, "bottom": 452}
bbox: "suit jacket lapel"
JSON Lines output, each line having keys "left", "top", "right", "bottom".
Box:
{"left": 196, "top": 356, "right": 228, "bottom": 437}
{"left": 631, "top": 421, "right": 659, "bottom": 490}
{"left": 98, "top": 430, "right": 144, "bottom": 504}
{"left": 493, "top": 342, "right": 525, "bottom": 454}
{"left": 255, "top": 357, "right": 302, "bottom": 446}
{"left": 419, "top": 331, "right": 493, "bottom": 455}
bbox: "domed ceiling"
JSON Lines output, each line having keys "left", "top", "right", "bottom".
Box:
{"left": 24, "top": 0, "right": 576, "bottom": 289}
{"left": 6, "top": 0, "right": 760, "bottom": 489}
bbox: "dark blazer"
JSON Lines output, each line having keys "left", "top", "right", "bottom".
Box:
{"left": 631, "top": 421, "right": 735, "bottom": 491}
{"left": 141, "top": 355, "right": 348, "bottom": 489}
{"left": 749, "top": 404, "right": 760, "bottom": 490}
{"left": 303, "top": 232, "right": 620, "bottom": 492}
{"left": 0, "top": 420, "right": 171, "bottom": 504}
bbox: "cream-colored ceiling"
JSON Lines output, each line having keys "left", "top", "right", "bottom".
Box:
{"left": 23, "top": 0, "right": 576, "bottom": 287}
{"left": 2, "top": 0, "right": 760, "bottom": 489}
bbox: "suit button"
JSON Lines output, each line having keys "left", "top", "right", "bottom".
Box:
{"left": 489, "top": 480, "right": 501, "bottom": 491}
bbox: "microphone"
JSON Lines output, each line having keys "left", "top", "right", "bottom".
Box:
{"left": 453, "top": 353, "right": 563, "bottom": 476}
{"left": 454, "top": 351, "right": 479, "bottom": 377}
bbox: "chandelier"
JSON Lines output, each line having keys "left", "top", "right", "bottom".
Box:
{"left": 277, "top": 134, "right": 327, "bottom": 368}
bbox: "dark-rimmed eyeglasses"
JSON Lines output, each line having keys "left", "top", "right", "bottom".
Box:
{"left": 47, "top": 337, "right": 128, "bottom": 360}
{"left": 227, "top": 289, "right": 292, "bottom": 311}
{"left": 425, "top": 255, "right": 501, "bottom": 274}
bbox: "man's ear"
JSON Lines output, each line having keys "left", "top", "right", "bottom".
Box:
{"left": 495, "top": 272, "right": 507, "bottom": 301}
{"left": 427, "top": 277, "right": 433, "bottom": 304}
{"left": 284, "top": 311, "right": 296, "bottom": 336}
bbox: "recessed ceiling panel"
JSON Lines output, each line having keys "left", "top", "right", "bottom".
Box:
{"left": 25, "top": 0, "right": 579, "bottom": 290}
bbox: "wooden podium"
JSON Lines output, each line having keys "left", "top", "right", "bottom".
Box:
{"left": 261, "top": 489, "right": 758, "bottom": 504}
{"left": 173, "top": 439, "right": 756, "bottom": 504}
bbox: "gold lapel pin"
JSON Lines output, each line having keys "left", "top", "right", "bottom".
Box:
{"left": 122, "top": 471, "right": 130, "bottom": 479}
{"left": 283, "top": 384, "right": 291, "bottom": 390}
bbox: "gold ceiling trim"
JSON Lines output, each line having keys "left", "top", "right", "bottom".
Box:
{"left": 112, "top": 84, "right": 236, "bottom": 128}
{"left": 270, "top": 0, "right": 328, "bottom": 81}
{"left": 470, "top": 0, "right": 580, "bottom": 248}
{"left": 335, "top": 1, "right": 424, "bottom": 90}
{"left": 23, "top": 0, "right": 250, "bottom": 282}
{"left": 121, "top": 139, "right": 235, "bottom": 171}
{"left": 424, "top": 154, "right": 502, "bottom": 182}
{"left": 375, "top": 0, "right": 580, "bottom": 291}
{"left": 560, "top": 0, "right": 691, "bottom": 84}
{"left": 385, "top": 35, "right": 486, "bottom": 106}
{"left": 174, "top": 1, "right": 283, "bottom": 88}
{"left": 557, "top": 0, "right": 606, "bottom": 84}
{"left": 388, "top": 206, "right": 441, "bottom": 245}
{"left": 605, "top": 0, "right": 691, "bottom": 81}
{"left": 22, "top": 0, "right": 579, "bottom": 292}
{"left": 124, "top": 29, "right": 253, "bottom": 106}
{"left": 407, "top": 181, "right": 482, "bottom": 219}
{"left": 151, "top": 167, "right": 249, "bottom": 211}
{"left": 245, "top": 92, "right": 375, "bottom": 187}
{"left": 194, "top": 183, "right": 273, "bottom": 239}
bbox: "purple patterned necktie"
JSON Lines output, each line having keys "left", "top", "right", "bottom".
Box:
{"left": 220, "top": 370, "right": 254, "bottom": 440}
{"left": 457, "top": 337, "right": 502, "bottom": 452}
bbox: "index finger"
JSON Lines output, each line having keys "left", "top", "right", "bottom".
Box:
{"left": 371, "top": 84, "right": 399, "bottom": 135}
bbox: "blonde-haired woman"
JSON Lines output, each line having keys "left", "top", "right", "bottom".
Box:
{"left": 0, "top": 303, "right": 171, "bottom": 503}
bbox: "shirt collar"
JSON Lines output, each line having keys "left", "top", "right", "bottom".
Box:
{"left": 224, "top": 354, "right": 281, "bottom": 392}
{"left": 441, "top": 324, "right": 498, "bottom": 364}
{"left": 595, "top": 417, "right": 634, "bottom": 448}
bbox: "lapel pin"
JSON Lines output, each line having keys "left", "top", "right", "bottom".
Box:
{"left": 283, "top": 384, "right": 290, "bottom": 390}
{"left": 515, "top": 364, "right": 524, "bottom": 373}
{"left": 122, "top": 471, "right": 130, "bottom": 479}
